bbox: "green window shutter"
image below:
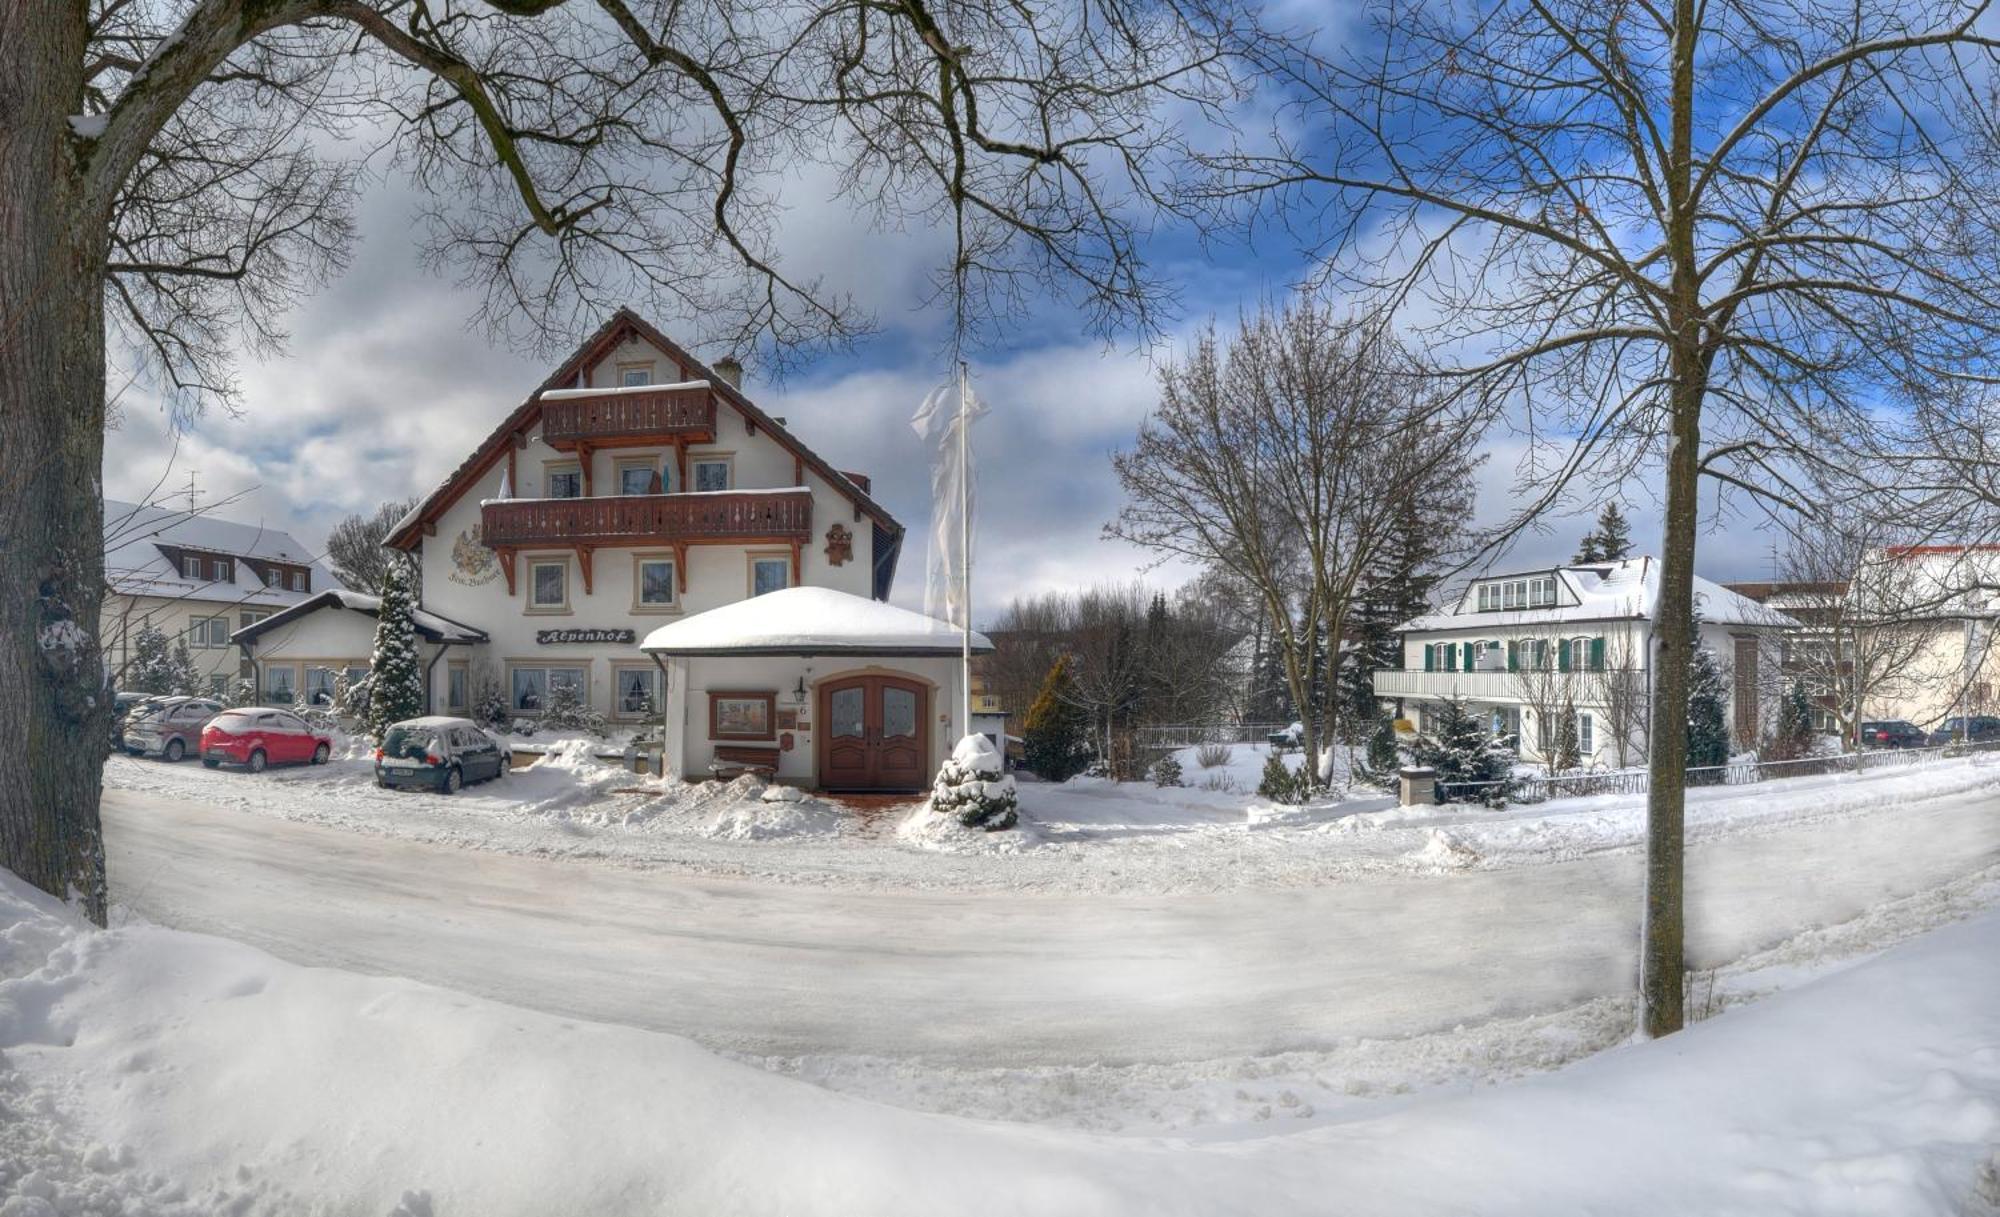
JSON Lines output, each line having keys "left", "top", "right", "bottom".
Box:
{"left": 1424, "top": 645, "right": 1435, "bottom": 673}
{"left": 1558, "top": 640, "right": 1572, "bottom": 672}
{"left": 1445, "top": 643, "right": 1456, "bottom": 671}
{"left": 1463, "top": 644, "right": 1474, "bottom": 673}
{"left": 1591, "top": 637, "right": 1605, "bottom": 671}
{"left": 1507, "top": 640, "right": 1518, "bottom": 672}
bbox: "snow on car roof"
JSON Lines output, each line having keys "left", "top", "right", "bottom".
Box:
{"left": 389, "top": 716, "right": 480, "bottom": 728}
{"left": 642, "top": 586, "right": 993, "bottom": 656}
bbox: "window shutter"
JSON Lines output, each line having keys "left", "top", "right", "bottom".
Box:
{"left": 1463, "top": 644, "right": 1474, "bottom": 673}
{"left": 1507, "top": 640, "right": 1518, "bottom": 672}
{"left": 1424, "top": 645, "right": 1435, "bottom": 673}
{"left": 1591, "top": 637, "right": 1605, "bottom": 671}
{"left": 1558, "top": 639, "right": 1572, "bottom": 672}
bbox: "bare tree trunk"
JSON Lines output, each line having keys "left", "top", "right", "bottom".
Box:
{"left": 0, "top": 7, "right": 112, "bottom": 923}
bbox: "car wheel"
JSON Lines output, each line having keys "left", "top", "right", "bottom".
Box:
{"left": 202, "top": 757, "right": 221, "bottom": 769}
{"left": 248, "top": 749, "right": 267, "bottom": 774}
{"left": 312, "top": 742, "right": 330, "bottom": 766}
{"left": 164, "top": 738, "right": 185, "bottom": 762}
{"left": 442, "top": 765, "right": 462, "bottom": 795}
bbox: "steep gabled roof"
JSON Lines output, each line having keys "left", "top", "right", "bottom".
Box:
{"left": 384, "top": 310, "right": 904, "bottom": 572}
{"left": 1403, "top": 557, "right": 1799, "bottom": 632}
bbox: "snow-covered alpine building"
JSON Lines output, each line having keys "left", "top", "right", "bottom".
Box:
{"left": 254, "top": 309, "right": 986, "bottom": 792}
{"left": 1372, "top": 557, "right": 1799, "bottom": 767}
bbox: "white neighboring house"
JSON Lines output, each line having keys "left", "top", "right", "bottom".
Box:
{"left": 1372, "top": 557, "right": 1799, "bottom": 768}
{"left": 261, "top": 308, "right": 986, "bottom": 792}
{"left": 103, "top": 499, "right": 341, "bottom": 696}
{"left": 231, "top": 589, "right": 487, "bottom": 708}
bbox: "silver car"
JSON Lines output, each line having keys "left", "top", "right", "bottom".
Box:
{"left": 123, "top": 696, "right": 225, "bottom": 761}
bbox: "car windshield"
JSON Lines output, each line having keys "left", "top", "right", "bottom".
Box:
{"left": 381, "top": 725, "right": 441, "bottom": 761}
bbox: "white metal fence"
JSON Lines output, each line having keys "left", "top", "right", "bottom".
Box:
{"left": 1438, "top": 738, "right": 2000, "bottom": 806}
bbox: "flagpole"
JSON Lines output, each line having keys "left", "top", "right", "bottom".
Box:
{"left": 958, "top": 359, "right": 972, "bottom": 741}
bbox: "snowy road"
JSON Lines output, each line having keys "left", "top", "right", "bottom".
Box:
{"left": 102, "top": 784, "right": 2000, "bottom": 1065}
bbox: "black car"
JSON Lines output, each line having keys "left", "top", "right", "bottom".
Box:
{"left": 1926, "top": 715, "right": 2000, "bottom": 747}
{"left": 374, "top": 717, "right": 511, "bottom": 794}
{"left": 1859, "top": 720, "right": 1928, "bottom": 749}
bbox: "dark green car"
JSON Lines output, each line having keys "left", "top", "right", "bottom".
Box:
{"left": 374, "top": 717, "right": 511, "bottom": 794}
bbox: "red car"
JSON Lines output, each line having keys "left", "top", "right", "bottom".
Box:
{"left": 200, "top": 708, "right": 333, "bottom": 772}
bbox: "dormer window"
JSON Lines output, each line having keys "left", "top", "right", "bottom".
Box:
{"left": 182, "top": 555, "right": 204, "bottom": 580}
{"left": 263, "top": 569, "right": 281, "bottom": 588}
{"left": 619, "top": 365, "right": 653, "bottom": 387}
{"left": 1479, "top": 576, "right": 1560, "bottom": 611}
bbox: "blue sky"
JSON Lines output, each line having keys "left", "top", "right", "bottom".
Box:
{"left": 99, "top": 134, "right": 1788, "bottom": 626}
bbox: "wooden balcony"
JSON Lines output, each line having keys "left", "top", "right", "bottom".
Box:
{"left": 480, "top": 491, "right": 813, "bottom": 595}
{"left": 539, "top": 385, "right": 716, "bottom": 450}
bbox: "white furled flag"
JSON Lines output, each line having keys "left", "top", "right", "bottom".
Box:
{"left": 910, "top": 376, "right": 988, "bottom": 627}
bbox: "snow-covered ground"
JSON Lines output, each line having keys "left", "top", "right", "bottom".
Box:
{"left": 101, "top": 741, "right": 2000, "bottom": 893}
{"left": 5, "top": 863, "right": 1999, "bottom": 1215}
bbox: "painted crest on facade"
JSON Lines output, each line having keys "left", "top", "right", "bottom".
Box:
{"left": 824, "top": 522, "right": 853, "bottom": 567}
{"left": 449, "top": 525, "right": 499, "bottom": 586}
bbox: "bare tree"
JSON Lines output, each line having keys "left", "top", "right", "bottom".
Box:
{"left": 1511, "top": 656, "right": 1585, "bottom": 776}
{"left": 1778, "top": 522, "right": 1977, "bottom": 745}
{"left": 2, "top": 0, "right": 1267, "bottom": 919}
{"left": 1109, "top": 298, "right": 1481, "bottom": 790}
{"left": 1199, "top": 0, "right": 2000, "bottom": 1037}
{"left": 1581, "top": 635, "right": 1651, "bottom": 770}
{"left": 325, "top": 498, "right": 420, "bottom": 595}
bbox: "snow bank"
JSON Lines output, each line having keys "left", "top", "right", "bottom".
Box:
{"left": 704, "top": 784, "right": 845, "bottom": 841}
{"left": 5, "top": 864, "right": 2000, "bottom": 1214}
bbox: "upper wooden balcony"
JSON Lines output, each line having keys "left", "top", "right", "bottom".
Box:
{"left": 539, "top": 383, "right": 716, "bottom": 451}
{"left": 481, "top": 490, "right": 812, "bottom": 550}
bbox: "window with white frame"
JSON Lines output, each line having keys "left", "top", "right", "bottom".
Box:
{"left": 181, "top": 555, "right": 205, "bottom": 580}
{"left": 263, "top": 568, "right": 281, "bottom": 588}
{"left": 1567, "top": 637, "right": 1594, "bottom": 671}
{"left": 635, "top": 556, "right": 676, "bottom": 608}
{"left": 613, "top": 665, "right": 659, "bottom": 717}
{"left": 187, "top": 615, "right": 230, "bottom": 649}
{"left": 546, "top": 465, "right": 582, "bottom": 498}
{"left": 511, "top": 665, "right": 584, "bottom": 713}
{"left": 529, "top": 559, "right": 569, "bottom": 610}
{"left": 304, "top": 666, "right": 337, "bottom": 706}
{"left": 749, "top": 554, "right": 789, "bottom": 597}
{"left": 1577, "top": 711, "right": 1594, "bottom": 756}
{"left": 617, "top": 459, "right": 664, "bottom": 496}
{"left": 1519, "top": 638, "right": 1549, "bottom": 669}
{"left": 264, "top": 664, "right": 297, "bottom": 703}
{"left": 289, "top": 569, "right": 308, "bottom": 592}
{"left": 619, "top": 365, "right": 652, "bottom": 387}
{"left": 447, "top": 665, "right": 468, "bottom": 711}
{"left": 692, "top": 457, "right": 731, "bottom": 492}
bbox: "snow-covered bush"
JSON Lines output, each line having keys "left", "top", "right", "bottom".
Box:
{"left": 1149, "top": 752, "right": 1183, "bottom": 787}
{"left": 1408, "top": 695, "right": 1515, "bottom": 808}
{"left": 1083, "top": 756, "right": 1113, "bottom": 779}
{"left": 123, "top": 625, "right": 202, "bottom": 696}
{"left": 471, "top": 664, "right": 511, "bottom": 730}
{"left": 334, "top": 670, "right": 372, "bottom": 728}
{"left": 1194, "top": 742, "right": 1232, "bottom": 769}
{"left": 1256, "top": 749, "right": 1312, "bottom": 804}
{"left": 365, "top": 562, "right": 425, "bottom": 739}
{"left": 928, "top": 733, "right": 1017, "bottom": 831}
{"left": 222, "top": 677, "right": 258, "bottom": 708}
{"left": 542, "top": 682, "right": 608, "bottom": 737}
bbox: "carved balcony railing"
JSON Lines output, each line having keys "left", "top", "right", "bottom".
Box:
{"left": 481, "top": 490, "right": 812, "bottom": 550}
{"left": 539, "top": 385, "right": 716, "bottom": 450}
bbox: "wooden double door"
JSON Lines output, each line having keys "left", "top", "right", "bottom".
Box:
{"left": 818, "top": 674, "right": 929, "bottom": 791}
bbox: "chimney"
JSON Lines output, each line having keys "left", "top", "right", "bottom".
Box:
{"left": 713, "top": 355, "right": 743, "bottom": 390}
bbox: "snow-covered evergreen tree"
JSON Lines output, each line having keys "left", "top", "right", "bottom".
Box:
{"left": 1256, "top": 748, "right": 1310, "bottom": 803}
{"left": 165, "top": 639, "right": 203, "bottom": 697}
{"left": 1149, "top": 751, "right": 1183, "bottom": 787}
{"left": 1408, "top": 695, "right": 1515, "bottom": 807}
{"left": 471, "top": 665, "right": 512, "bottom": 730}
{"left": 1339, "top": 512, "right": 1448, "bottom": 733}
{"left": 543, "top": 681, "right": 608, "bottom": 736}
{"left": 334, "top": 670, "right": 373, "bottom": 728}
{"left": 929, "top": 733, "right": 1018, "bottom": 830}
{"left": 123, "top": 625, "right": 176, "bottom": 694}
{"left": 1022, "top": 655, "right": 1091, "bottom": 781}
{"left": 1687, "top": 631, "right": 1731, "bottom": 776}
{"left": 365, "top": 561, "right": 425, "bottom": 739}
{"left": 1765, "top": 678, "right": 1815, "bottom": 761}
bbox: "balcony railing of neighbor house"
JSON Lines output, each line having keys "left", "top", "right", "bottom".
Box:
{"left": 480, "top": 489, "right": 813, "bottom": 549}
{"left": 1371, "top": 670, "right": 1525, "bottom": 700}
{"left": 540, "top": 385, "right": 717, "bottom": 448}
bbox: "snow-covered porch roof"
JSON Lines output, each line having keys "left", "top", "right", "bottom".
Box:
{"left": 230, "top": 589, "right": 488, "bottom": 646}
{"left": 640, "top": 586, "right": 993, "bottom": 657}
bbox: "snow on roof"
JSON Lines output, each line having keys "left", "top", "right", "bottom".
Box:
{"left": 104, "top": 498, "right": 341, "bottom": 610}
{"left": 231, "top": 589, "right": 488, "bottom": 645}
{"left": 538, "top": 379, "right": 709, "bottom": 400}
{"left": 642, "top": 586, "right": 994, "bottom": 656}
{"left": 1401, "top": 557, "right": 1799, "bottom": 633}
